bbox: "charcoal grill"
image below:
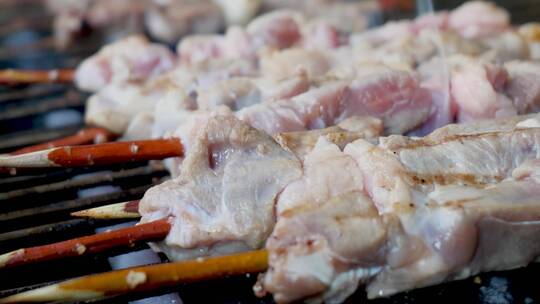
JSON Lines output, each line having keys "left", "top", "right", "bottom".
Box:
{"left": 1, "top": 1, "right": 540, "bottom": 303}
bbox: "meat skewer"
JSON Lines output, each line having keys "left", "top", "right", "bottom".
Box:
{"left": 0, "top": 219, "right": 170, "bottom": 270}
{"left": 5, "top": 2, "right": 540, "bottom": 299}
{"left": 0, "top": 249, "right": 268, "bottom": 304}
{"left": 1, "top": 121, "right": 374, "bottom": 269}
{"left": 4, "top": 113, "right": 540, "bottom": 303}
{"left": 4, "top": 1, "right": 537, "bottom": 149}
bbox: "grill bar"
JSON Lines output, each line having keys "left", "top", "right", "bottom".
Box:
{"left": 0, "top": 91, "right": 84, "bottom": 121}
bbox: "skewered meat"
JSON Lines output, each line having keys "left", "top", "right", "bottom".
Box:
{"left": 75, "top": 35, "right": 176, "bottom": 92}
{"left": 139, "top": 115, "right": 303, "bottom": 260}
{"left": 261, "top": 0, "right": 377, "bottom": 33}
{"left": 176, "top": 10, "right": 342, "bottom": 66}
{"left": 78, "top": 2, "right": 540, "bottom": 142}
{"left": 139, "top": 113, "right": 382, "bottom": 261}
{"left": 447, "top": 1, "right": 510, "bottom": 39}
{"left": 45, "top": 0, "right": 148, "bottom": 49}
{"left": 260, "top": 113, "right": 540, "bottom": 303}
{"left": 145, "top": 2, "right": 223, "bottom": 43}
{"left": 236, "top": 66, "right": 431, "bottom": 135}
{"left": 45, "top": 0, "right": 262, "bottom": 47}
{"left": 504, "top": 60, "right": 540, "bottom": 113}
{"left": 273, "top": 115, "right": 382, "bottom": 158}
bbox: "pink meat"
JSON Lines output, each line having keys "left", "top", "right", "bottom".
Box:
{"left": 238, "top": 67, "right": 432, "bottom": 135}
{"left": 450, "top": 57, "right": 516, "bottom": 122}
{"left": 246, "top": 10, "right": 303, "bottom": 50}
{"left": 448, "top": 1, "right": 510, "bottom": 39}
{"left": 177, "top": 35, "right": 226, "bottom": 65}
{"left": 75, "top": 35, "right": 176, "bottom": 92}
{"left": 301, "top": 20, "right": 341, "bottom": 50}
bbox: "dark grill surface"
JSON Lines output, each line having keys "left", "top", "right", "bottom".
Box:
{"left": 0, "top": 1, "right": 540, "bottom": 304}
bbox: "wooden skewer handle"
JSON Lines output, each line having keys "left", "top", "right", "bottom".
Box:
{"left": 12, "top": 127, "right": 117, "bottom": 155}
{"left": 47, "top": 139, "right": 184, "bottom": 167}
{"left": 0, "top": 219, "right": 170, "bottom": 269}
{"left": 0, "top": 250, "right": 269, "bottom": 303}
{"left": 0, "top": 69, "right": 75, "bottom": 84}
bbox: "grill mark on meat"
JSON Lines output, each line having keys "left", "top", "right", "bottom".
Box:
{"left": 388, "top": 127, "right": 540, "bottom": 150}
{"left": 408, "top": 172, "right": 503, "bottom": 186}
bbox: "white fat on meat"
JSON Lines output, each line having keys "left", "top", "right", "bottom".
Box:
{"left": 212, "top": 0, "right": 261, "bottom": 26}
{"left": 253, "top": 69, "right": 310, "bottom": 101}
{"left": 272, "top": 115, "right": 382, "bottom": 158}
{"left": 277, "top": 137, "right": 364, "bottom": 214}
{"left": 75, "top": 35, "right": 176, "bottom": 92}
{"left": 85, "top": 72, "right": 195, "bottom": 135}
{"left": 197, "top": 78, "right": 262, "bottom": 111}
{"left": 196, "top": 71, "right": 310, "bottom": 111}
{"left": 261, "top": 114, "right": 540, "bottom": 303}
{"left": 139, "top": 115, "right": 301, "bottom": 261}
{"left": 87, "top": 57, "right": 257, "bottom": 138}
{"left": 85, "top": 82, "right": 163, "bottom": 134}
{"left": 260, "top": 48, "right": 332, "bottom": 80}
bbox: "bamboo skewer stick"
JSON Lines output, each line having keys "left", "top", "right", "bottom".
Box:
{"left": 72, "top": 200, "right": 141, "bottom": 219}
{"left": 0, "top": 69, "right": 75, "bottom": 84}
{"left": 0, "top": 219, "right": 170, "bottom": 270}
{"left": 11, "top": 127, "right": 117, "bottom": 155}
{"left": 0, "top": 250, "right": 269, "bottom": 303}
{"left": 0, "top": 138, "right": 184, "bottom": 168}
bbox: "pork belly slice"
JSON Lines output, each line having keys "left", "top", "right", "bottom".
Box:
{"left": 349, "top": 114, "right": 540, "bottom": 212}
{"left": 86, "top": 56, "right": 258, "bottom": 137}
{"left": 140, "top": 113, "right": 382, "bottom": 259}
{"left": 259, "top": 191, "right": 386, "bottom": 303}
{"left": 368, "top": 178, "right": 540, "bottom": 299}
{"left": 84, "top": 73, "right": 195, "bottom": 135}
{"left": 262, "top": 178, "right": 540, "bottom": 303}
{"left": 238, "top": 67, "right": 432, "bottom": 135}
{"left": 261, "top": 116, "right": 540, "bottom": 303}
{"left": 138, "top": 115, "right": 302, "bottom": 260}
{"left": 75, "top": 35, "right": 176, "bottom": 92}
{"left": 276, "top": 137, "right": 364, "bottom": 215}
